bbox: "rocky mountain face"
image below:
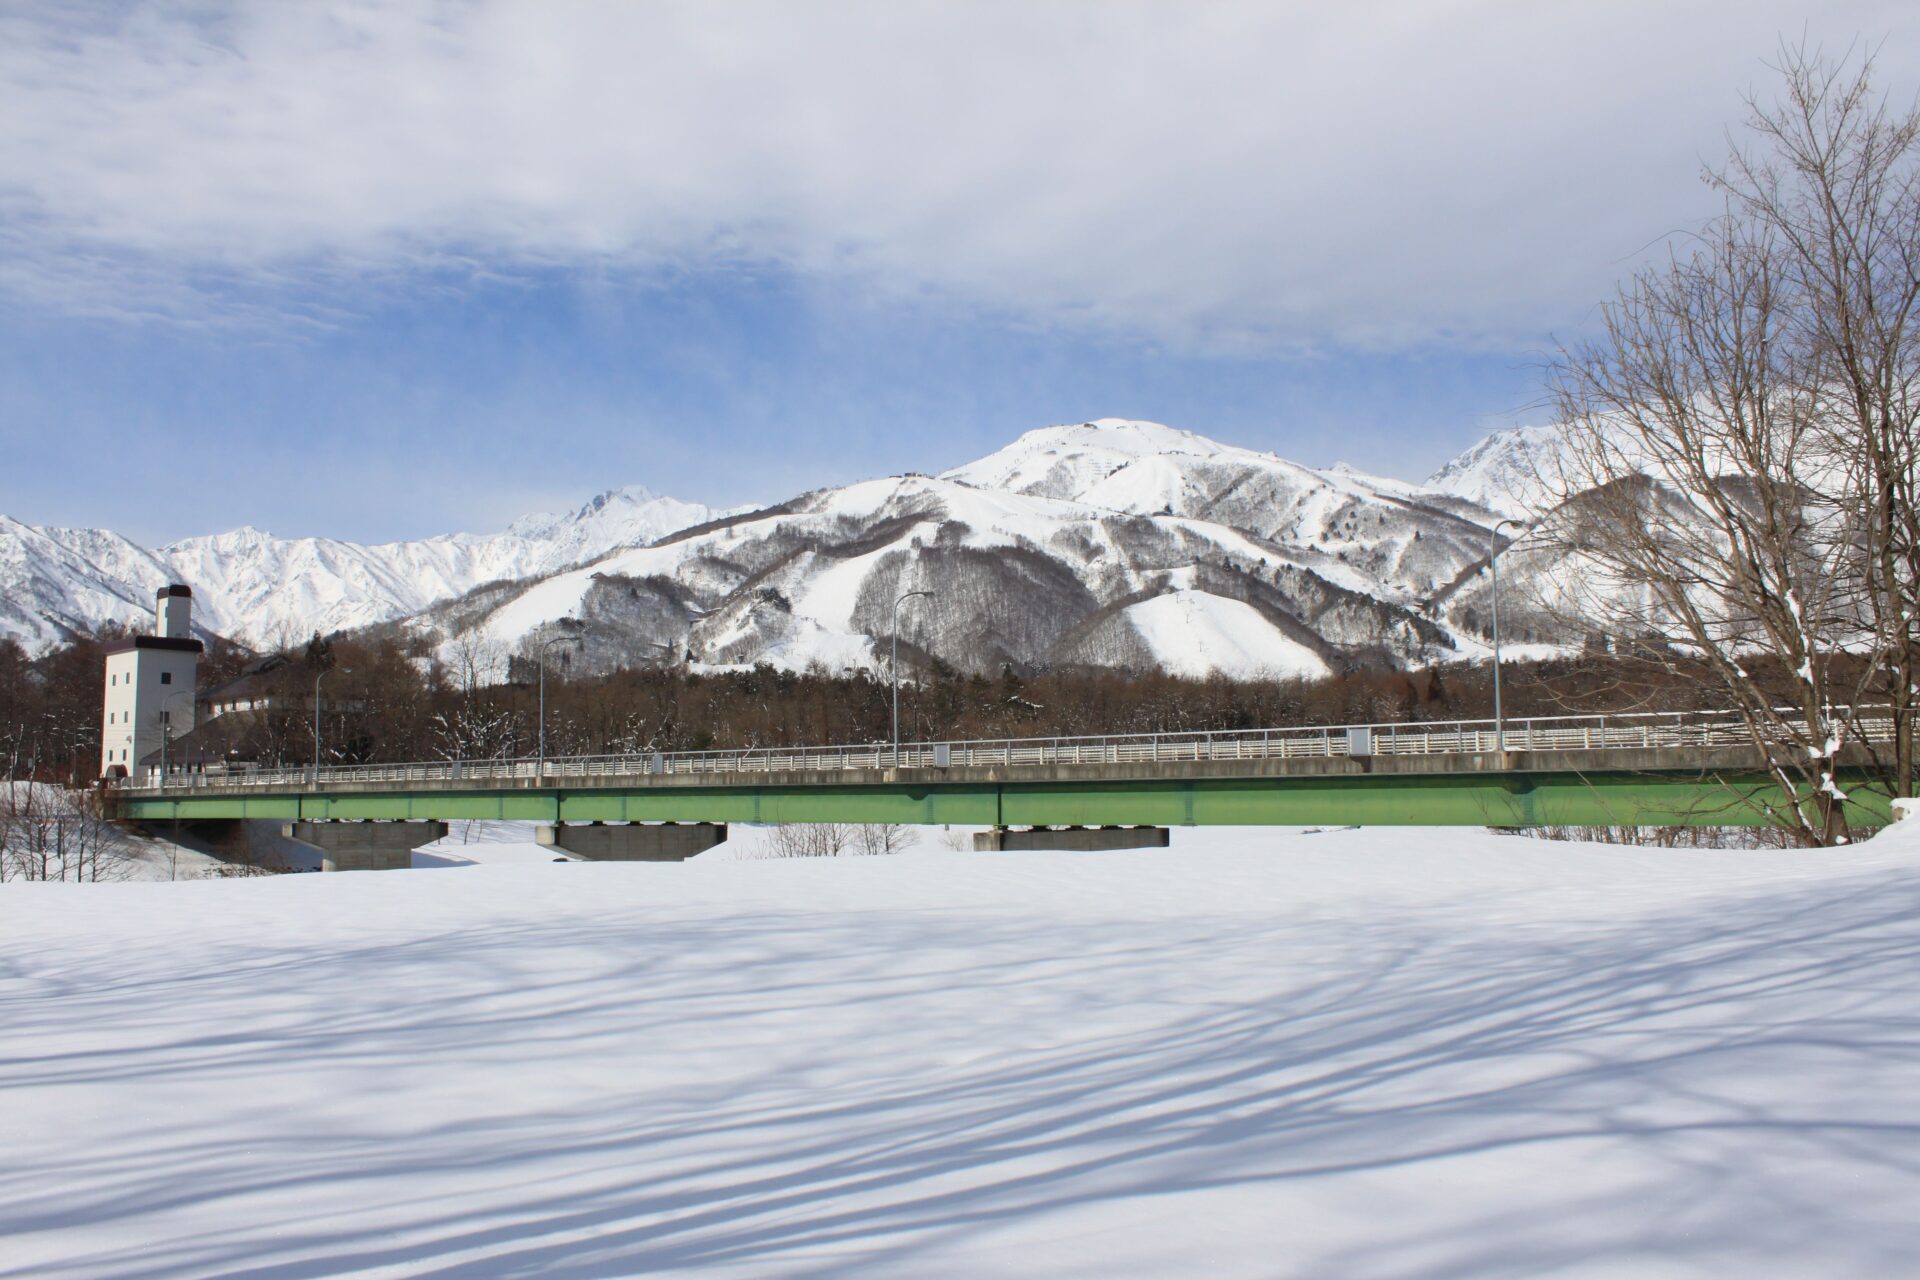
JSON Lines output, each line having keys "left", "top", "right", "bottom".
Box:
{"left": 4, "top": 418, "right": 1587, "bottom": 678}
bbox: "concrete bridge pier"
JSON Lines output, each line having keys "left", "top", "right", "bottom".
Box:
{"left": 538, "top": 822, "right": 729, "bottom": 861}
{"left": 974, "top": 825, "right": 1172, "bottom": 852}
{"left": 284, "top": 820, "right": 449, "bottom": 872}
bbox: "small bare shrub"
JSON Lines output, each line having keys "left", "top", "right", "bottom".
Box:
{"left": 853, "top": 823, "right": 911, "bottom": 856}
{"left": 766, "top": 822, "right": 853, "bottom": 858}
{"left": 1506, "top": 824, "right": 1808, "bottom": 849}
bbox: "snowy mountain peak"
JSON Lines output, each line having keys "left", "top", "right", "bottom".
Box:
{"left": 1003, "top": 418, "right": 1228, "bottom": 461}
{"left": 942, "top": 419, "right": 1240, "bottom": 501}
{"left": 163, "top": 525, "right": 276, "bottom": 554}
{"left": 1424, "top": 424, "right": 1568, "bottom": 517}
{"left": 507, "top": 484, "right": 671, "bottom": 539}
{"left": 1053, "top": 418, "right": 1223, "bottom": 452}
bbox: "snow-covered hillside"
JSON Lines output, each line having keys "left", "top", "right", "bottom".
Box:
{"left": 6, "top": 822, "right": 1918, "bottom": 1277}
{"left": 415, "top": 460, "right": 1463, "bottom": 679}
{"left": 0, "top": 487, "right": 735, "bottom": 650}
{"left": 407, "top": 419, "right": 1516, "bottom": 678}
{"left": 4, "top": 417, "right": 1594, "bottom": 676}
{"left": 0, "top": 516, "right": 184, "bottom": 650}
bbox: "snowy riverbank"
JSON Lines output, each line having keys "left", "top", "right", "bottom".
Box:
{"left": 5, "top": 824, "right": 1918, "bottom": 1278}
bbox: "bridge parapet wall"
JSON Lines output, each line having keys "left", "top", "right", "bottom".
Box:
{"left": 120, "top": 741, "right": 1823, "bottom": 804}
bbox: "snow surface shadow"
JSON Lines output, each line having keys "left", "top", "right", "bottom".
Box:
{"left": 410, "top": 850, "right": 480, "bottom": 868}
{"left": 5, "top": 871, "right": 1920, "bottom": 1278}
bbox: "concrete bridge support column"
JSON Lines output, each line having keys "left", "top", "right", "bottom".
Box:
{"left": 974, "top": 825, "right": 1171, "bottom": 852}
{"left": 538, "top": 822, "right": 728, "bottom": 862}
{"left": 284, "top": 820, "right": 449, "bottom": 872}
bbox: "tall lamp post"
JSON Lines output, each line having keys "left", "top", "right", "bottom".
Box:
{"left": 891, "top": 590, "right": 934, "bottom": 765}
{"left": 1488, "top": 518, "right": 1526, "bottom": 753}
{"left": 313, "top": 666, "right": 350, "bottom": 782}
{"left": 536, "top": 632, "right": 572, "bottom": 776}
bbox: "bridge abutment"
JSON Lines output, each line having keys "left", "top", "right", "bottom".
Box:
{"left": 284, "top": 820, "right": 448, "bottom": 872}
{"left": 974, "top": 825, "right": 1171, "bottom": 852}
{"left": 538, "top": 822, "right": 728, "bottom": 861}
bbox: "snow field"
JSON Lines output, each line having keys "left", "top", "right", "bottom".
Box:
{"left": 4, "top": 823, "right": 1919, "bottom": 1278}
{"left": 1123, "top": 589, "right": 1331, "bottom": 680}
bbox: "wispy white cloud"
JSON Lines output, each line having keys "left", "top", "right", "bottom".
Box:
{"left": 2, "top": 1, "right": 1914, "bottom": 349}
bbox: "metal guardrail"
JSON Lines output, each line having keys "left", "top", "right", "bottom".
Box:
{"left": 121, "top": 708, "right": 1899, "bottom": 794}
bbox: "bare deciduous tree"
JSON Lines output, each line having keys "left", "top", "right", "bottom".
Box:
{"left": 1545, "top": 44, "right": 1919, "bottom": 844}
{"left": 2, "top": 784, "right": 134, "bottom": 882}
{"left": 766, "top": 822, "right": 853, "bottom": 858}
{"left": 1716, "top": 47, "right": 1920, "bottom": 801}
{"left": 852, "top": 823, "right": 911, "bottom": 856}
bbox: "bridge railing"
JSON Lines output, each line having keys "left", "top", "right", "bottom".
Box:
{"left": 119, "top": 707, "right": 1897, "bottom": 794}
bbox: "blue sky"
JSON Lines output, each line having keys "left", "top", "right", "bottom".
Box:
{"left": 0, "top": 270, "right": 1546, "bottom": 544}
{"left": 1, "top": 2, "right": 1913, "bottom": 545}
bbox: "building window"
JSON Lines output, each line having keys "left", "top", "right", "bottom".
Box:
{"left": 161, "top": 672, "right": 173, "bottom": 685}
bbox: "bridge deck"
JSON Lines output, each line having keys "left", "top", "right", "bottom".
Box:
{"left": 114, "top": 710, "right": 1899, "bottom": 829}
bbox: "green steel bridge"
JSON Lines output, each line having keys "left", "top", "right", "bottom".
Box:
{"left": 111, "top": 709, "right": 1899, "bottom": 832}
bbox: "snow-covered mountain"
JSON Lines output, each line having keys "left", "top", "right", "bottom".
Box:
{"left": 0, "top": 487, "right": 737, "bottom": 650}
{"left": 948, "top": 420, "right": 1500, "bottom": 599}
{"left": 4, "top": 418, "right": 1587, "bottom": 678}
{"left": 394, "top": 420, "right": 1519, "bottom": 681}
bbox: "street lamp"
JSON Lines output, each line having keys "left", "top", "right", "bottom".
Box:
{"left": 1488, "top": 518, "right": 1526, "bottom": 753}
{"left": 536, "top": 631, "right": 573, "bottom": 776}
{"left": 891, "top": 590, "right": 934, "bottom": 765}
{"left": 313, "top": 666, "right": 350, "bottom": 782}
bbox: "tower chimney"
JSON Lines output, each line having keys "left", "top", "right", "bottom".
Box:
{"left": 156, "top": 584, "right": 192, "bottom": 639}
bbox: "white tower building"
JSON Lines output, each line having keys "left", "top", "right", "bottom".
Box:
{"left": 100, "top": 585, "right": 204, "bottom": 780}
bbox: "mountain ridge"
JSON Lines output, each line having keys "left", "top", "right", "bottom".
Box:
{"left": 4, "top": 419, "right": 1563, "bottom": 677}
{"left": 1, "top": 487, "right": 744, "bottom": 650}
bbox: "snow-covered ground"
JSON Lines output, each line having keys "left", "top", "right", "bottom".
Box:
{"left": 4, "top": 823, "right": 1919, "bottom": 1278}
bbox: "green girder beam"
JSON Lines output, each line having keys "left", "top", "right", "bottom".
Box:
{"left": 116, "top": 769, "right": 1895, "bottom": 829}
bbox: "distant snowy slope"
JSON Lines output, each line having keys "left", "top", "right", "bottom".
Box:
{"left": 1, "top": 486, "right": 733, "bottom": 650}
{"left": 0, "top": 516, "right": 184, "bottom": 649}
{"left": 501, "top": 486, "right": 729, "bottom": 570}
{"left": 163, "top": 486, "right": 739, "bottom": 647}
